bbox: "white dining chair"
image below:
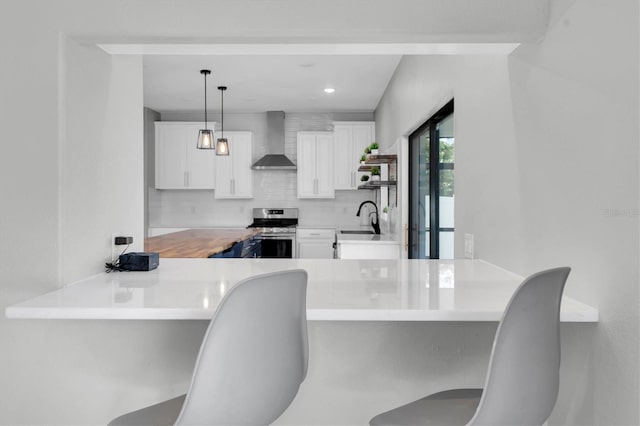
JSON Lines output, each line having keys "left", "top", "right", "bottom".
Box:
{"left": 109, "top": 269, "right": 309, "bottom": 426}
{"left": 370, "top": 267, "right": 571, "bottom": 426}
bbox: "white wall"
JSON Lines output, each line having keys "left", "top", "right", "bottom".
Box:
{"left": 61, "top": 38, "right": 144, "bottom": 283}
{"left": 374, "top": 0, "right": 639, "bottom": 424}
{"left": 0, "top": 19, "right": 150, "bottom": 426}
{"left": 144, "top": 107, "right": 161, "bottom": 237}
{"left": 508, "top": 1, "right": 639, "bottom": 422}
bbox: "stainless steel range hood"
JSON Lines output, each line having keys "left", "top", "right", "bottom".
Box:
{"left": 251, "top": 111, "right": 297, "bottom": 170}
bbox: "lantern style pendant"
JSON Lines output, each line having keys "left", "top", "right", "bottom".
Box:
{"left": 215, "top": 86, "right": 229, "bottom": 156}
{"left": 197, "top": 69, "right": 214, "bottom": 149}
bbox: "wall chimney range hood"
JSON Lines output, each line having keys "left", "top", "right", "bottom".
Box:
{"left": 251, "top": 111, "right": 297, "bottom": 170}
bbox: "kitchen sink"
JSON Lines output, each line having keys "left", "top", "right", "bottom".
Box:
{"left": 340, "top": 230, "right": 375, "bottom": 235}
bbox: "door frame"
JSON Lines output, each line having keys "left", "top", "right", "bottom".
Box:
{"left": 408, "top": 99, "right": 454, "bottom": 259}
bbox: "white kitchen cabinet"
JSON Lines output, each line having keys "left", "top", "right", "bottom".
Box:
{"left": 296, "top": 228, "right": 336, "bottom": 259}
{"left": 297, "top": 132, "right": 334, "bottom": 198}
{"left": 333, "top": 122, "right": 375, "bottom": 190}
{"left": 215, "top": 131, "right": 253, "bottom": 198}
{"left": 336, "top": 241, "right": 400, "bottom": 259}
{"left": 155, "top": 122, "right": 216, "bottom": 189}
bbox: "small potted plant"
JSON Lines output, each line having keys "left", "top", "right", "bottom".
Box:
{"left": 360, "top": 174, "right": 369, "bottom": 182}
{"left": 380, "top": 206, "right": 390, "bottom": 233}
{"left": 360, "top": 154, "right": 367, "bottom": 164}
{"left": 370, "top": 166, "right": 380, "bottom": 181}
{"left": 381, "top": 206, "right": 389, "bottom": 223}
{"left": 370, "top": 142, "right": 379, "bottom": 155}
{"left": 364, "top": 146, "right": 371, "bottom": 156}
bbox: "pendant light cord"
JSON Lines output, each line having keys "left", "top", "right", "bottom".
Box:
{"left": 218, "top": 86, "right": 227, "bottom": 138}
{"left": 200, "top": 69, "right": 211, "bottom": 130}
{"left": 204, "top": 73, "right": 208, "bottom": 129}
{"left": 220, "top": 88, "right": 224, "bottom": 138}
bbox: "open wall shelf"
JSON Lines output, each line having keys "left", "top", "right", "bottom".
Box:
{"left": 358, "top": 154, "right": 397, "bottom": 187}
{"left": 364, "top": 154, "right": 397, "bottom": 164}
{"left": 357, "top": 153, "right": 397, "bottom": 207}
{"left": 357, "top": 180, "right": 397, "bottom": 190}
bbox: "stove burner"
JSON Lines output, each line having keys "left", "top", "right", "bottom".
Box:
{"left": 248, "top": 208, "right": 298, "bottom": 231}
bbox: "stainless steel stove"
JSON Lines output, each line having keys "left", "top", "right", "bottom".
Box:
{"left": 247, "top": 208, "right": 298, "bottom": 258}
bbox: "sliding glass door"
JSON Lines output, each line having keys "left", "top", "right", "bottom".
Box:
{"left": 409, "top": 100, "right": 454, "bottom": 259}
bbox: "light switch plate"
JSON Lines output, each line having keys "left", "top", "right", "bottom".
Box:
{"left": 464, "top": 233, "right": 474, "bottom": 259}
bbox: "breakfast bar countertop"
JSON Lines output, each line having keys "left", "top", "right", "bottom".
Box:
{"left": 5, "top": 258, "right": 598, "bottom": 322}
{"left": 144, "top": 228, "right": 261, "bottom": 258}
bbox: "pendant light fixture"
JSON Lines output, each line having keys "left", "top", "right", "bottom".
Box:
{"left": 215, "top": 86, "right": 229, "bottom": 156}
{"left": 196, "top": 69, "right": 214, "bottom": 149}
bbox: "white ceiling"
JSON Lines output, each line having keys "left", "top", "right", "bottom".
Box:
{"left": 130, "top": 42, "right": 518, "bottom": 114}
{"left": 143, "top": 54, "right": 403, "bottom": 113}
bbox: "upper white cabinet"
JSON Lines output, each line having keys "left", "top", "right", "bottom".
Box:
{"left": 215, "top": 131, "right": 253, "bottom": 199}
{"left": 333, "top": 121, "right": 375, "bottom": 190}
{"left": 297, "top": 132, "right": 334, "bottom": 198}
{"left": 155, "top": 122, "right": 216, "bottom": 189}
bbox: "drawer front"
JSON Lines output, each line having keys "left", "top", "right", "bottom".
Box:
{"left": 296, "top": 228, "right": 335, "bottom": 240}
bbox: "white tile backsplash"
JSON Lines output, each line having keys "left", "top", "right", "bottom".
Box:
{"left": 148, "top": 188, "right": 374, "bottom": 228}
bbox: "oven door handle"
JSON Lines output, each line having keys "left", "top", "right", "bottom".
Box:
{"left": 257, "top": 234, "right": 296, "bottom": 239}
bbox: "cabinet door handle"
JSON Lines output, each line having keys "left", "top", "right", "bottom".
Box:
{"left": 230, "top": 180, "right": 233, "bottom": 194}
{"left": 232, "top": 179, "right": 235, "bottom": 195}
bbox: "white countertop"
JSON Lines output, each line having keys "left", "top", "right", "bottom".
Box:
{"left": 5, "top": 259, "right": 598, "bottom": 322}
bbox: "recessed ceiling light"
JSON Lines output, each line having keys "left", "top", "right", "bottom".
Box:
{"left": 324, "top": 88, "right": 335, "bottom": 94}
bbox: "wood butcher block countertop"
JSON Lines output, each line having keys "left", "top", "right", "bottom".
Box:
{"left": 144, "top": 228, "right": 260, "bottom": 258}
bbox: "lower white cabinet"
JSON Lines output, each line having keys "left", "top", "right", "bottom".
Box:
{"left": 296, "top": 228, "right": 336, "bottom": 259}
{"left": 336, "top": 242, "right": 400, "bottom": 259}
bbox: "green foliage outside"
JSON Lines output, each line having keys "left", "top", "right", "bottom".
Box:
{"left": 439, "top": 138, "right": 454, "bottom": 163}
{"left": 439, "top": 137, "right": 454, "bottom": 197}
{"left": 423, "top": 137, "right": 455, "bottom": 197}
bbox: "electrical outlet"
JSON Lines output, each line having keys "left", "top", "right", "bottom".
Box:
{"left": 111, "top": 233, "right": 132, "bottom": 262}
{"left": 115, "top": 236, "right": 133, "bottom": 245}
{"left": 464, "top": 233, "right": 474, "bottom": 259}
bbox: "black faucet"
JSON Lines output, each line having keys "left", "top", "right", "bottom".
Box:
{"left": 356, "top": 201, "right": 381, "bottom": 234}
